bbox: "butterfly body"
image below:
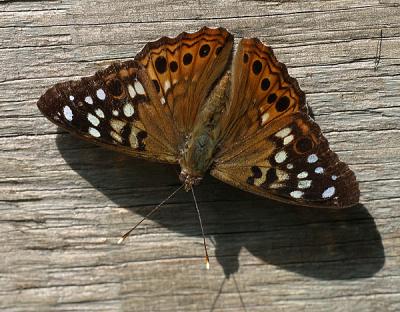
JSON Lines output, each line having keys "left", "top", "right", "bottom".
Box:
{"left": 179, "top": 72, "right": 230, "bottom": 190}
{"left": 38, "top": 27, "right": 359, "bottom": 208}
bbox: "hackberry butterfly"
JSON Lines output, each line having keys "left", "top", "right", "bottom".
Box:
{"left": 37, "top": 27, "right": 359, "bottom": 236}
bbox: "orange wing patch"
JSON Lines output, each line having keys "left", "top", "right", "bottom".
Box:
{"left": 135, "top": 27, "right": 233, "bottom": 135}
{"left": 219, "top": 38, "right": 308, "bottom": 148}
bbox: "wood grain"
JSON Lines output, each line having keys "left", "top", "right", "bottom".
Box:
{"left": 1, "top": 1, "right": 399, "bottom": 311}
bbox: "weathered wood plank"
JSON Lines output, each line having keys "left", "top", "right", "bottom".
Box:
{"left": 1, "top": 0, "right": 399, "bottom": 311}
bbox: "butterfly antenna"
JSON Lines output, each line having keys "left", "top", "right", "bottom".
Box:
{"left": 118, "top": 184, "right": 184, "bottom": 244}
{"left": 191, "top": 186, "right": 210, "bottom": 270}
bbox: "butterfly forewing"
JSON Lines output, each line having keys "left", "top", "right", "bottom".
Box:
{"left": 219, "top": 38, "right": 310, "bottom": 149}
{"left": 135, "top": 27, "right": 233, "bottom": 136}
{"left": 37, "top": 60, "right": 179, "bottom": 163}
{"left": 212, "top": 113, "right": 359, "bottom": 208}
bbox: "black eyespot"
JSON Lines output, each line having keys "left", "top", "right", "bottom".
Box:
{"left": 152, "top": 79, "right": 160, "bottom": 93}
{"left": 267, "top": 93, "right": 277, "bottom": 103}
{"left": 137, "top": 131, "right": 148, "bottom": 151}
{"left": 155, "top": 56, "right": 167, "bottom": 74}
{"left": 137, "top": 130, "right": 148, "bottom": 140}
{"left": 266, "top": 168, "right": 278, "bottom": 184}
{"left": 243, "top": 53, "right": 249, "bottom": 63}
{"left": 252, "top": 60, "right": 262, "bottom": 75}
{"left": 169, "top": 61, "right": 178, "bottom": 72}
{"left": 121, "top": 124, "right": 131, "bottom": 145}
{"left": 183, "top": 53, "right": 193, "bottom": 65}
{"left": 251, "top": 166, "right": 262, "bottom": 178}
{"left": 199, "top": 44, "right": 210, "bottom": 57}
{"left": 296, "top": 137, "right": 313, "bottom": 153}
{"left": 247, "top": 165, "right": 262, "bottom": 185}
{"left": 216, "top": 46, "right": 223, "bottom": 55}
{"left": 107, "top": 79, "right": 123, "bottom": 97}
{"left": 275, "top": 96, "right": 290, "bottom": 112}
{"left": 261, "top": 78, "right": 270, "bottom": 91}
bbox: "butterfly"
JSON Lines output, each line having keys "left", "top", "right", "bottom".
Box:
{"left": 37, "top": 26, "right": 359, "bottom": 209}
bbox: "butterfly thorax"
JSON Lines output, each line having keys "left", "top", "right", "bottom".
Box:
{"left": 179, "top": 73, "right": 230, "bottom": 191}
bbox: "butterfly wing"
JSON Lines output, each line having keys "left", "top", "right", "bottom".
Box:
{"left": 38, "top": 27, "right": 233, "bottom": 164}
{"left": 37, "top": 60, "right": 180, "bottom": 163}
{"left": 218, "top": 38, "right": 312, "bottom": 149}
{"left": 211, "top": 38, "right": 359, "bottom": 208}
{"left": 212, "top": 113, "right": 359, "bottom": 208}
{"left": 135, "top": 26, "right": 233, "bottom": 136}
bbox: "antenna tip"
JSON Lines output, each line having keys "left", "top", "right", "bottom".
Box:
{"left": 117, "top": 237, "right": 125, "bottom": 245}
{"left": 206, "top": 259, "right": 210, "bottom": 270}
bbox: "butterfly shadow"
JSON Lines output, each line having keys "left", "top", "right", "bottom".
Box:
{"left": 56, "top": 132, "right": 385, "bottom": 281}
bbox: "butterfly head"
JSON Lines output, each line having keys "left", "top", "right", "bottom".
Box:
{"left": 179, "top": 169, "right": 203, "bottom": 192}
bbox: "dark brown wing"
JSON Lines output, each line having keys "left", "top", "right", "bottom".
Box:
{"left": 211, "top": 37, "right": 359, "bottom": 208}
{"left": 37, "top": 60, "right": 179, "bottom": 163}
{"left": 38, "top": 27, "right": 234, "bottom": 164}
{"left": 212, "top": 113, "right": 359, "bottom": 208}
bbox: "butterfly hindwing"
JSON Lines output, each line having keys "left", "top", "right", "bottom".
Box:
{"left": 212, "top": 113, "right": 359, "bottom": 208}
{"left": 212, "top": 37, "right": 359, "bottom": 208}
{"left": 135, "top": 27, "right": 234, "bottom": 136}
{"left": 37, "top": 60, "right": 179, "bottom": 163}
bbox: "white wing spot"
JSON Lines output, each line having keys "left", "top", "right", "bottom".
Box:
{"left": 287, "top": 163, "right": 294, "bottom": 169}
{"left": 297, "top": 171, "right": 308, "bottom": 179}
{"left": 95, "top": 108, "right": 105, "bottom": 118}
{"left": 69, "top": 95, "right": 75, "bottom": 101}
{"left": 123, "top": 103, "right": 135, "bottom": 117}
{"left": 63, "top": 106, "right": 73, "bottom": 121}
{"left": 129, "top": 135, "right": 138, "bottom": 148}
{"left": 275, "top": 127, "right": 291, "bottom": 138}
{"left": 322, "top": 186, "right": 335, "bottom": 199}
{"left": 96, "top": 88, "right": 106, "bottom": 100}
{"left": 331, "top": 175, "right": 337, "bottom": 181}
{"left": 160, "top": 97, "right": 166, "bottom": 105}
{"left": 134, "top": 80, "right": 146, "bottom": 95}
{"left": 110, "top": 119, "right": 126, "bottom": 133}
{"left": 164, "top": 80, "right": 171, "bottom": 92}
{"left": 315, "top": 167, "right": 324, "bottom": 174}
{"left": 290, "top": 190, "right": 304, "bottom": 199}
{"left": 129, "top": 128, "right": 139, "bottom": 148}
{"left": 298, "top": 180, "right": 312, "bottom": 189}
{"left": 277, "top": 170, "right": 289, "bottom": 181}
{"left": 307, "top": 154, "right": 318, "bottom": 163}
{"left": 254, "top": 168, "right": 268, "bottom": 187}
{"left": 89, "top": 127, "right": 101, "bottom": 138}
{"left": 87, "top": 113, "right": 100, "bottom": 126}
{"left": 274, "top": 150, "right": 287, "bottom": 164}
{"left": 128, "top": 84, "right": 136, "bottom": 98}
{"left": 283, "top": 134, "right": 294, "bottom": 145}
{"left": 261, "top": 112, "right": 269, "bottom": 125}
{"left": 85, "top": 96, "right": 93, "bottom": 105}
{"left": 112, "top": 110, "right": 119, "bottom": 116}
{"left": 110, "top": 130, "right": 122, "bottom": 143}
{"left": 269, "top": 183, "right": 284, "bottom": 189}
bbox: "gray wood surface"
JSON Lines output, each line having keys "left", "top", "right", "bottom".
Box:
{"left": 1, "top": 0, "right": 399, "bottom": 311}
